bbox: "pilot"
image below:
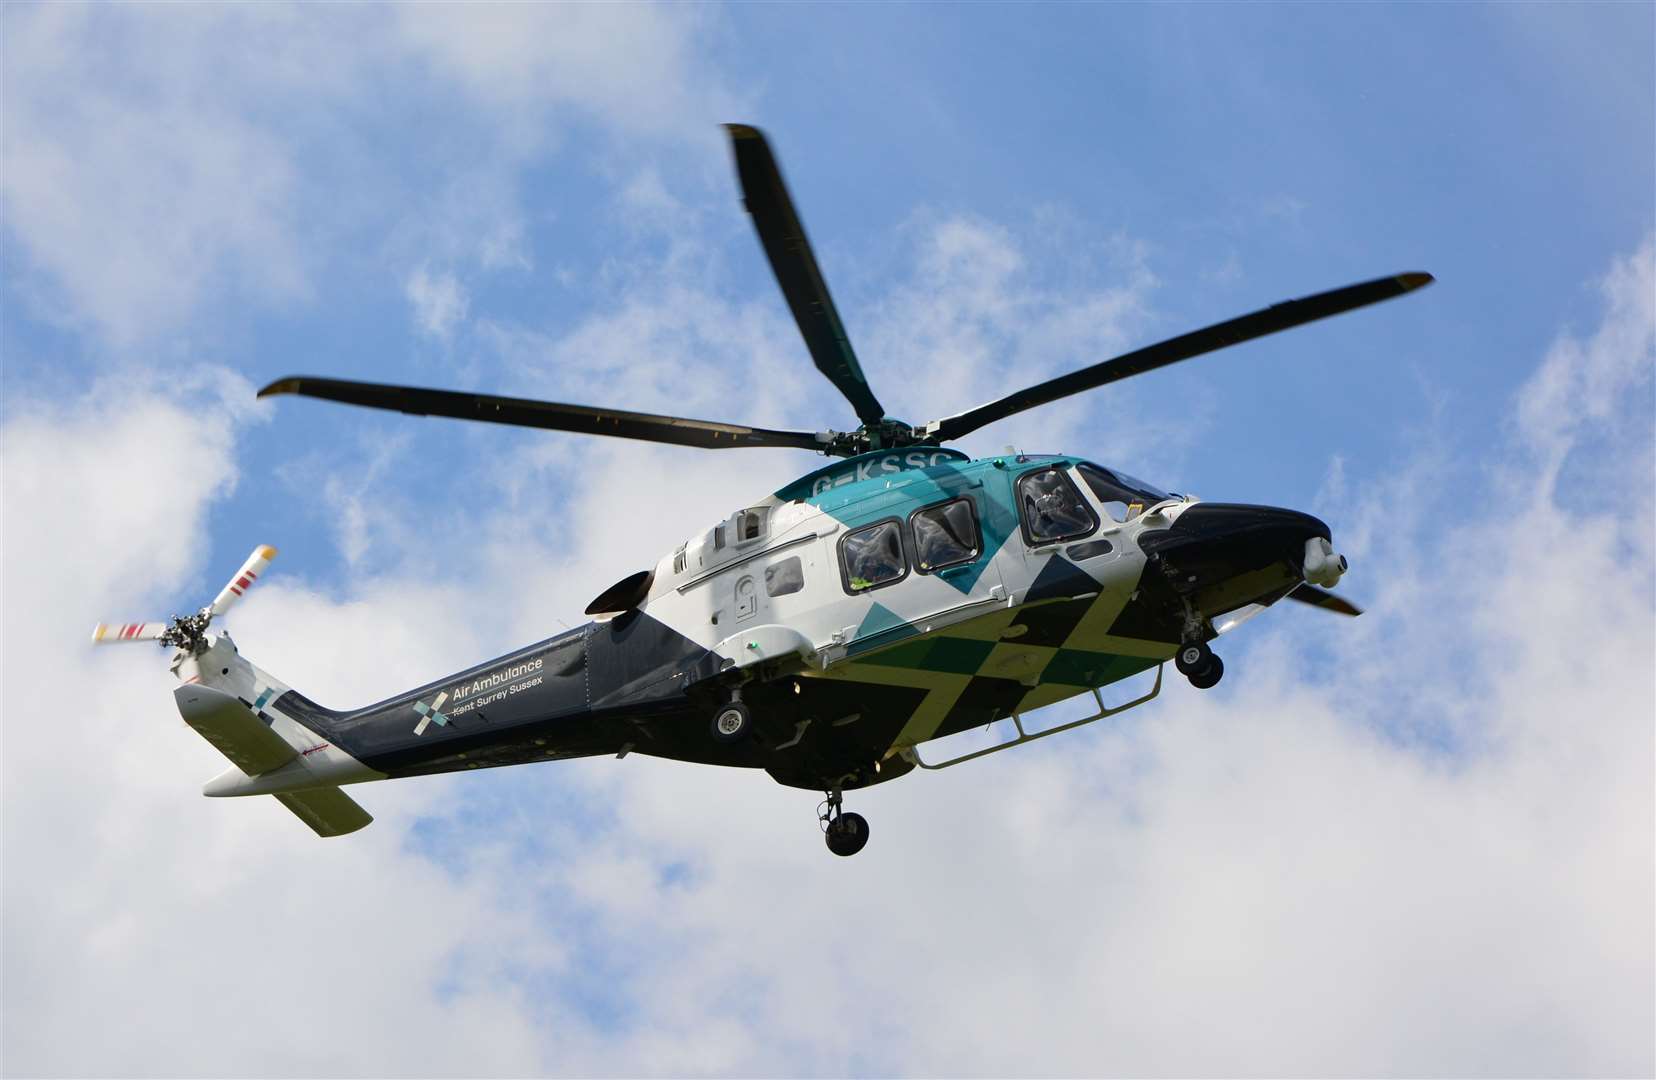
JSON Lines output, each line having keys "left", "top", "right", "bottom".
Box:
{"left": 1025, "top": 471, "right": 1092, "bottom": 537}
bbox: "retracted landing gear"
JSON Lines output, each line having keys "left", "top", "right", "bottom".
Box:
{"left": 1176, "top": 640, "right": 1224, "bottom": 690}
{"left": 819, "top": 789, "right": 869, "bottom": 857}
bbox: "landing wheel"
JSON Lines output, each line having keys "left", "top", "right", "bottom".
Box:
{"left": 1176, "top": 641, "right": 1213, "bottom": 676}
{"left": 711, "top": 701, "right": 752, "bottom": 743}
{"left": 825, "top": 812, "right": 870, "bottom": 857}
{"left": 1188, "top": 654, "right": 1224, "bottom": 690}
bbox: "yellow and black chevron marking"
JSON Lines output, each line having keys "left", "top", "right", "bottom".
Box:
{"left": 814, "top": 583, "right": 1174, "bottom": 752}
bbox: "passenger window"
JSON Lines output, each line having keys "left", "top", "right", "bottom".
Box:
{"left": 1018, "top": 467, "right": 1098, "bottom": 544}
{"left": 765, "top": 556, "right": 805, "bottom": 597}
{"left": 911, "top": 498, "right": 980, "bottom": 572}
{"left": 840, "top": 520, "right": 906, "bottom": 593}
{"left": 737, "top": 508, "right": 766, "bottom": 543}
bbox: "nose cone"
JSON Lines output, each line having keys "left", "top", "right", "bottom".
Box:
{"left": 1138, "top": 502, "right": 1331, "bottom": 580}
{"left": 1164, "top": 502, "right": 1328, "bottom": 545}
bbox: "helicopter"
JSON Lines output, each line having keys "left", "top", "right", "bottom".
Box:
{"left": 93, "top": 125, "right": 1431, "bottom": 856}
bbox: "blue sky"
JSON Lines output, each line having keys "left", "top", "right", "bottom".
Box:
{"left": 3, "top": 4, "right": 1652, "bottom": 1076}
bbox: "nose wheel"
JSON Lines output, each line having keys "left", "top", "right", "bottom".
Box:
{"left": 1176, "top": 640, "right": 1224, "bottom": 689}
{"left": 819, "top": 789, "right": 870, "bottom": 857}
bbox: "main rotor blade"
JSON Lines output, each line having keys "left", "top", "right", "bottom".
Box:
{"left": 725, "top": 124, "right": 887, "bottom": 427}
{"left": 1285, "top": 583, "right": 1363, "bottom": 616}
{"left": 925, "top": 272, "right": 1434, "bottom": 443}
{"left": 258, "top": 377, "right": 827, "bottom": 452}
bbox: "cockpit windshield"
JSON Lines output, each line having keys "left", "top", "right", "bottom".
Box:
{"left": 1079, "top": 464, "right": 1175, "bottom": 522}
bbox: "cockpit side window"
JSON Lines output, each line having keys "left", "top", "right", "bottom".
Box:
{"left": 839, "top": 519, "right": 907, "bottom": 593}
{"left": 1080, "top": 464, "right": 1171, "bottom": 523}
{"left": 1017, "top": 467, "right": 1098, "bottom": 545}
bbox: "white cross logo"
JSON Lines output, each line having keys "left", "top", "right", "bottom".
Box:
{"left": 412, "top": 691, "right": 451, "bottom": 736}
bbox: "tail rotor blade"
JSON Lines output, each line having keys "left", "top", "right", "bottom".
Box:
{"left": 91, "top": 622, "right": 168, "bottom": 645}
{"left": 208, "top": 545, "right": 277, "bottom": 618}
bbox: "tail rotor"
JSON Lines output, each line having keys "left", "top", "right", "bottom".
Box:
{"left": 92, "top": 545, "right": 278, "bottom": 654}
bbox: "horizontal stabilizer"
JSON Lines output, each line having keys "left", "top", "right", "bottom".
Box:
{"left": 174, "top": 685, "right": 296, "bottom": 776}
{"left": 274, "top": 787, "right": 372, "bottom": 837}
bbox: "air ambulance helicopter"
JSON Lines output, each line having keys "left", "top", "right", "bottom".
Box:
{"left": 94, "top": 125, "right": 1431, "bottom": 856}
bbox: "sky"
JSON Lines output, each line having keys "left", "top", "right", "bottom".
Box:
{"left": 2, "top": 3, "right": 1652, "bottom": 1077}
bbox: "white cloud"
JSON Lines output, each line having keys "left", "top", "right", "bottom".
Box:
{"left": 864, "top": 212, "right": 1171, "bottom": 467}
{"left": 0, "top": 375, "right": 553, "bottom": 1076}
{"left": 390, "top": 4, "right": 741, "bottom": 138}
{"left": 0, "top": 5, "right": 316, "bottom": 346}
{"left": 1516, "top": 235, "right": 1656, "bottom": 480}
{"left": 0, "top": 3, "right": 740, "bottom": 347}
{"left": 405, "top": 265, "right": 471, "bottom": 342}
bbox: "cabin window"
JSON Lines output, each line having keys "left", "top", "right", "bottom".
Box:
{"left": 1017, "top": 467, "right": 1098, "bottom": 545}
{"left": 765, "top": 555, "right": 805, "bottom": 597}
{"left": 839, "top": 519, "right": 907, "bottom": 594}
{"left": 911, "top": 498, "right": 980, "bottom": 572}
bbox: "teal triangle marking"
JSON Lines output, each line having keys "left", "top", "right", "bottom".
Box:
{"left": 809, "top": 457, "right": 1032, "bottom": 596}
{"left": 847, "top": 601, "right": 919, "bottom": 657}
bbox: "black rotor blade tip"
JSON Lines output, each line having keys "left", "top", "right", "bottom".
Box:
{"left": 258, "top": 377, "right": 303, "bottom": 398}
{"left": 1397, "top": 272, "right": 1435, "bottom": 291}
